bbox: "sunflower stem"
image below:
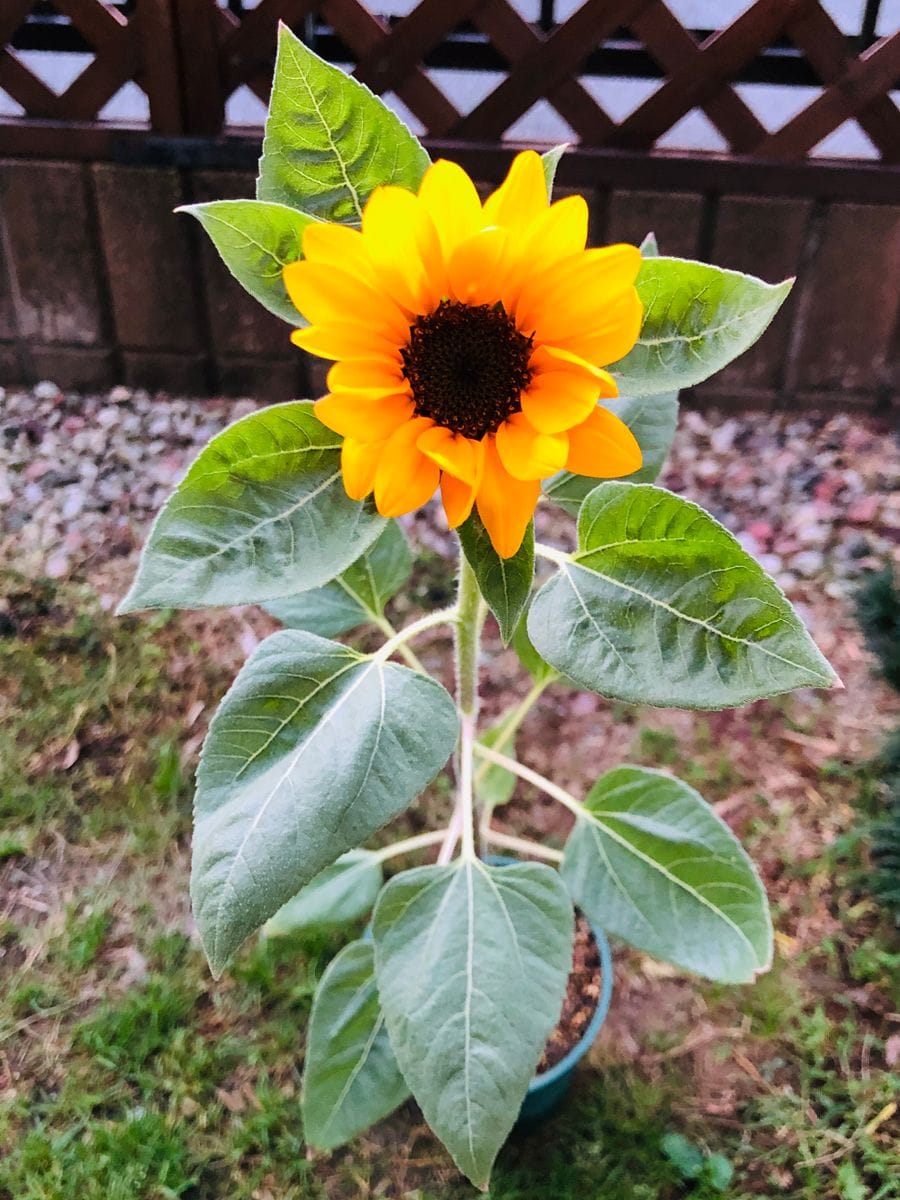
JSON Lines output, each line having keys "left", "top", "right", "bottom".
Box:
{"left": 480, "top": 827, "right": 564, "bottom": 864}
{"left": 473, "top": 742, "right": 583, "bottom": 818}
{"left": 371, "top": 829, "right": 447, "bottom": 863}
{"left": 373, "top": 606, "right": 456, "bottom": 665}
{"left": 454, "top": 553, "right": 485, "bottom": 861}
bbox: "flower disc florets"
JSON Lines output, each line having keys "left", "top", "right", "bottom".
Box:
{"left": 283, "top": 150, "right": 645, "bottom": 557}
{"left": 402, "top": 300, "right": 534, "bottom": 440}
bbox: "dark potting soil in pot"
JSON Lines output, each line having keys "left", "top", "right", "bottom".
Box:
{"left": 535, "top": 912, "right": 602, "bottom": 1074}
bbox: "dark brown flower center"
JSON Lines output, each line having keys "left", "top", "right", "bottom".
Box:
{"left": 400, "top": 299, "right": 533, "bottom": 440}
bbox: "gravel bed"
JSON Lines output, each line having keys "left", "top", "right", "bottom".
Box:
{"left": 1, "top": 382, "right": 897, "bottom": 599}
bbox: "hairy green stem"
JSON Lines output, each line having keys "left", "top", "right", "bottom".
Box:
{"left": 481, "top": 827, "right": 564, "bottom": 864}
{"left": 452, "top": 554, "right": 485, "bottom": 861}
{"left": 371, "top": 829, "right": 446, "bottom": 862}
{"left": 473, "top": 742, "right": 583, "bottom": 817}
{"left": 534, "top": 541, "right": 571, "bottom": 565}
{"left": 374, "top": 606, "right": 456, "bottom": 665}
{"left": 371, "top": 614, "right": 429, "bottom": 674}
{"left": 473, "top": 677, "right": 550, "bottom": 796}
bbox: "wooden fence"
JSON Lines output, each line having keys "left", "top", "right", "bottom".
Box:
{"left": 1, "top": 0, "right": 898, "bottom": 411}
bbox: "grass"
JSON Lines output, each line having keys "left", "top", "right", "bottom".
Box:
{"left": 1, "top": 571, "right": 898, "bottom": 1199}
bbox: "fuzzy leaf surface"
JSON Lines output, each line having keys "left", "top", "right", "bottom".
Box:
{"left": 120, "top": 403, "right": 384, "bottom": 612}
{"left": 192, "top": 630, "right": 458, "bottom": 974}
{"left": 258, "top": 25, "right": 430, "bottom": 221}
{"left": 178, "top": 199, "right": 314, "bottom": 324}
{"left": 458, "top": 513, "right": 534, "bottom": 645}
{"left": 528, "top": 482, "right": 838, "bottom": 708}
{"left": 612, "top": 257, "right": 791, "bottom": 396}
{"left": 302, "top": 940, "right": 409, "bottom": 1149}
{"left": 562, "top": 766, "right": 772, "bottom": 982}
{"left": 265, "top": 522, "right": 412, "bottom": 636}
{"left": 373, "top": 861, "right": 572, "bottom": 1187}
{"left": 264, "top": 850, "right": 382, "bottom": 936}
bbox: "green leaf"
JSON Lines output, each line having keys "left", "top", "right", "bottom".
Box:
{"left": 258, "top": 24, "right": 430, "bottom": 222}
{"left": 562, "top": 766, "right": 772, "bottom": 983}
{"left": 265, "top": 522, "right": 412, "bottom": 636}
{"left": 475, "top": 717, "right": 519, "bottom": 813}
{"left": 511, "top": 616, "right": 558, "bottom": 685}
{"left": 177, "top": 199, "right": 314, "bottom": 324}
{"left": 541, "top": 144, "right": 568, "bottom": 197}
{"left": 611, "top": 257, "right": 792, "bottom": 397}
{"left": 458, "top": 513, "right": 534, "bottom": 645}
{"left": 119, "top": 403, "right": 384, "bottom": 613}
{"left": 264, "top": 850, "right": 382, "bottom": 937}
{"left": 192, "top": 630, "right": 458, "bottom": 975}
{"left": 543, "top": 391, "right": 679, "bottom": 514}
{"left": 661, "top": 1132, "right": 705, "bottom": 1180}
{"left": 373, "top": 860, "right": 573, "bottom": 1188}
{"left": 529, "top": 482, "right": 838, "bottom": 709}
{"left": 302, "top": 940, "right": 409, "bottom": 1150}
{"left": 639, "top": 231, "right": 659, "bottom": 257}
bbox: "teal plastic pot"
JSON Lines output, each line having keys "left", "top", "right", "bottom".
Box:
{"left": 485, "top": 857, "right": 614, "bottom": 1129}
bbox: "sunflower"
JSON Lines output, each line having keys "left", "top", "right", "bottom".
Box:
{"left": 284, "top": 150, "right": 644, "bottom": 557}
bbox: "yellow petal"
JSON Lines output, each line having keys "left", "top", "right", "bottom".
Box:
{"left": 327, "top": 358, "right": 407, "bottom": 397}
{"left": 520, "top": 372, "right": 600, "bottom": 435}
{"left": 417, "top": 426, "right": 484, "bottom": 486}
{"left": 315, "top": 393, "right": 414, "bottom": 441}
{"left": 302, "top": 222, "right": 378, "bottom": 285}
{"left": 374, "top": 417, "right": 440, "bottom": 517}
{"left": 483, "top": 150, "right": 548, "bottom": 232}
{"left": 500, "top": 195, "right": 589, "bottom": 309}
{"left": 475, "top": 437, "right": 540, "bottom": 557}
{"left": 447, "top": 226, "right": 510, "bottom": 307}
{"left": 341, "top": 437, "right": 384, "bottom": 500}
{"left": 565, "top": 406, "right": 642, "bottom": 478}
{"left": 495, "top": 412, "right": 568, "bottom": 480}
{"left": 291, "top": 322, "right": 402, "bottom": 362}
{"left": 283, "top": 261, "right": 409, "bottom": 342}
{"left": 532, "top": 344, "right": 619, "bottom": 393}
{"left": 516, "top": 244, "right": 642, "bottom": 337}
{"left": 550, "top": 289, "right": 644, "bottom": 368}
{"left": 362, "top": 185, "right": 444, "bottom": 313}
{"left": 418, "top": 159, "right": 484, "bottom": 259}
{"left": 440, "top": 472, "right": 477, "bottom": 529}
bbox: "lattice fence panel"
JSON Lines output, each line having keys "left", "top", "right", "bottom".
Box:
{"left": 1, "top": 0, "right": 898, "bottom": 161}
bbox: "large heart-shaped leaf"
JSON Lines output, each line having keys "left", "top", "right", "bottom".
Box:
{"left": 302, "top": 939, "right": 409, "bottom": 1150}
{"left": 373, "top": 860, "right": 572, "bottom": 1188}
{"left": 611, "top": 257, "right": 792, "bottom": 396}
{"left": 543, "top": 391, "right": 679, "bottom": 514}
{"left": 265, "top": 521, "right": 412, "bottom": 636}
{"left": 258, "top": 25, "right": 430, "bottom": 222}
{"left": 562, "top": 766, "right": 772, "bottom": 983}
{"left": 119, "top": 403, "right": 384, "bottom": 612}
{"left": 528, "top": 482, "right": 838, "bottom": 709}
{"left": 177, "top": 199, "right": 315, "bottom": 324}
{"left": 264, "top": 850, "right": 382, "bottom": 937}
{"left": 458, "top": 513, "right": 534, "bottom": 645}
{"left": 192, "top": 630, "right": 457, "bottom": 975}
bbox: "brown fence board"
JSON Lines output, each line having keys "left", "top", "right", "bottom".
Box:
{"left": 29, "top": 345, "right": 117, "bottom": 391}
{"left": 605, "top": 189, "right": 703, "bottom": 260}
{"left": 93, "top": 165, "right": 201, "bottom": 353}
{"left": 121, "top": 349, "right": 207, "bottom": 394}
{"left": 793, "top": 202, "right": 900, "bottom": 395}
{"left": 0, "top": 161, "right": 107, "bottom": 347}
{"left": 704, "top": 195, "right": 812, "bottom": 397}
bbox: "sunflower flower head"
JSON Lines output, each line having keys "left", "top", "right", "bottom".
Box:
{"left": 284, "top": 150, "right": 644, "bottom": 557}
